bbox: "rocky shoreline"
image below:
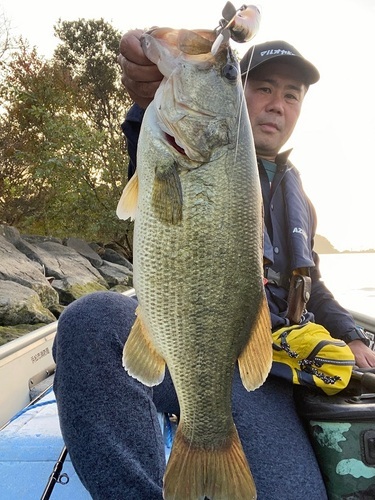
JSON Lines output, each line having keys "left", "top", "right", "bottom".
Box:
{"left": 0, "top": 225, "right": 133, "bottom": 345}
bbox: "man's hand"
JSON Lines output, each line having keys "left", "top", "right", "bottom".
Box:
{"left": 118, "top": 29, "right": 163, "bottom": 109}
{"left": 348, "top": 339, "right": 375, "bottom": 368}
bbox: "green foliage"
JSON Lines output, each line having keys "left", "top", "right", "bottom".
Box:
{"left": 0, "top": 19, "right": 134, "bottom": 249}
{"left": 54, "top": 18, "right": 124, "bottom": 131}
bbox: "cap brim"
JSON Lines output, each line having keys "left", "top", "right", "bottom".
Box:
{"left": 241, "top": 54, "right": 320, "bottom": 85}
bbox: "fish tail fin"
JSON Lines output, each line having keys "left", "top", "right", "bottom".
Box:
{"left": 238, "top": 292, "right": 273, "bottom": 390}
{"left": 116, "top": 171, "right": 139, "bottom": 221}
{"left": 123, "top": 306, "right": 166, "bottom": 386}
{"left": 163, "top": 423, "right": 256, "bottom": 500}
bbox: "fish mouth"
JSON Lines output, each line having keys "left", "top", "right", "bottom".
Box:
{"left": 166, "top": 133, "right": 187, "bottom": 156}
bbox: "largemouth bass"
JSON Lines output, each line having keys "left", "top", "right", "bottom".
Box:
{"left": 117, "top": 18, "right": 272, "bottom": 500}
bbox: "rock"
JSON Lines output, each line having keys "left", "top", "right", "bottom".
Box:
{"left": 105, "top": 241, "right": 133, "bottom": 261}
{"left": 1, "top": 233, "right": 108, "bottom": 307}
{"left": 9, "top": 236, "right": 57, "bottom": 296}
{"left": 22, "top": 234, "right": 63, "bottom": 245}
{"left": 97, "top": 260, "right": 133, "bottom": 288}
{"left": 0, "top": 224, "right": 22, "bottom": 245}
{"left": 0, "top": 235, "right": 60, "bottom": 309}
{"left": 13, "top": 236, "right": 49, "bottom": 267}
{"left": 0, "top": 225, "right": 137, "bottom": 342}
{"left": 0, "top": 323, "right": 47, "bottom": 346}
{"left": 52, "top": 279, "right": 107, "bottom": 305}
{"left": 0, "top": 281, "right": 57, "bottom": 326}
{"left": 64, "top": 237, "right": 103, "bottom": 269}
{"left": 101, "top": 247, "right": 133, "bottom": 271}
{"left": 28, "top": 240, "right": 106, "bottom": 282}
{"left": 89, "top": 242, "right": 105, "bottom": 257}
{"left": 48, "top": 303, "right": 65, "bottom": 319}
{"left": 109, "top": 284, "right": 134, "bottom": 294}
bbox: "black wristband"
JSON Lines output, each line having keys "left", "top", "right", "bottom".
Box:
{"left": 344, "top": 326, "right": 371, "bottom": 347}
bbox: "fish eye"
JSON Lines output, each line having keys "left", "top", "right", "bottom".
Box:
{"left": 222, "top": 63, "right": 238, "bottom": 82}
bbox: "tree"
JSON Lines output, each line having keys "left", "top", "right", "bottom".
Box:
{"left": 0, "top": 19, "right": 134, "bottom": 253}
{"left": 0, "top": 43, "right": 65, "bottom": 228}
{"left": 54, "top": 18, "right": 126, "bottom": 132}
{"left": 0, "top": 11, "right": 12, "bottom": 61}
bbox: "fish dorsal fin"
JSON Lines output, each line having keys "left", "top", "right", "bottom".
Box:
{"left": 116, "top": 172, "right": 139, "bottom": 221}
{"left": 238, "top": 293, "right": 273, "bottom": 391}
{"left": 152, "top": 162, "right": 183, "bottom": 224}
{"left": 123, "top": 306, "right": 166, "bottom": 386}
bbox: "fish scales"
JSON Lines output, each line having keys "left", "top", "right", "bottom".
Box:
{"left": 137, "top": 149, "right": 261, "bottom": 434}
{"left": 117, "top": 21, "right": 272, "bottom": 500}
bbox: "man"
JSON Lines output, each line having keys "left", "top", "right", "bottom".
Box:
{"left": 53, "top": 33, "right": 375, "bottom": 499}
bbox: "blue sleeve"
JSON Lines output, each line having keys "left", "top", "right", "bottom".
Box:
{"left": 121, "top": 104, "right": 145, "bottom": 180}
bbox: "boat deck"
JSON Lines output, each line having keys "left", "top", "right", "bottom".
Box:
{"left": 0, "top": 384, "right": 175, "bottom": 499}
{"left": 0, "top": 388, "right": 90, "bottom": 499}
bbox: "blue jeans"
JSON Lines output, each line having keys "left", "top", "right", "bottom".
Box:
{"left": 53, "top": 291, "right": 327, "bottom": 499}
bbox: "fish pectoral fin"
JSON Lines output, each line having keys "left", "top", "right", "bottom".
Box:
{"left": 238, "top": 293, "right": 273, "bottom": 391}
{"left": 152, "top": 162, "right": 183, "bottom": 224}
{"left": 164, "top": 423, "right": 256, "bottom": 500}
{"left": 122, "top": 306, "right": 166, "bottom": 386}
{"left": 116, "top": 172, "right": 139, "bottom": 221}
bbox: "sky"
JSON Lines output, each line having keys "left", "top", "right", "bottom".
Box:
{"left": 1, "top": 0, "right": 375, "bottom": 251}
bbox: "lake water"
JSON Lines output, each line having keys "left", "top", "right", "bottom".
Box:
{"left": 318, "top": 253, "right": 375, "bottom": 318}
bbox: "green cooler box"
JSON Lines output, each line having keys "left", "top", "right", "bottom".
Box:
{"left": 295, "top": 386, "right": 375, "bottom": 499}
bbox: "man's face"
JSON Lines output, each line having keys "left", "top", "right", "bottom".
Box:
{"left": 243, "top": 60, "right": 308, "bottom": 161}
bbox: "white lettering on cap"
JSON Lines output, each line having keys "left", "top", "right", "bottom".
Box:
{"left": 260, "top": 49, "right": 296, "bottom": 57}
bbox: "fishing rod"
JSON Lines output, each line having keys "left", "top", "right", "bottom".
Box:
{"left": 40, "top": 446, "right": 69, "bottom": 500}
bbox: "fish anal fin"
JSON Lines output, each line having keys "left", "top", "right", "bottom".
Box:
{"left": 164, "top": 423, "right": 256, "bottom": 500}
{"left": 152, "top": 162, "right": 183, "bottom": 224}
{"left": 238, "top": 293, "right": 273, "bottom": 391}
{"left": 122, "top": 306, "right": 165, "bottom": 386}
{"left": 116, "top": 172, "right": 139, "bottom": 221}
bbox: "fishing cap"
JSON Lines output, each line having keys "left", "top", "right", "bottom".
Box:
{"left": 240, "top": 40, "right": 320, "bottom": 85}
